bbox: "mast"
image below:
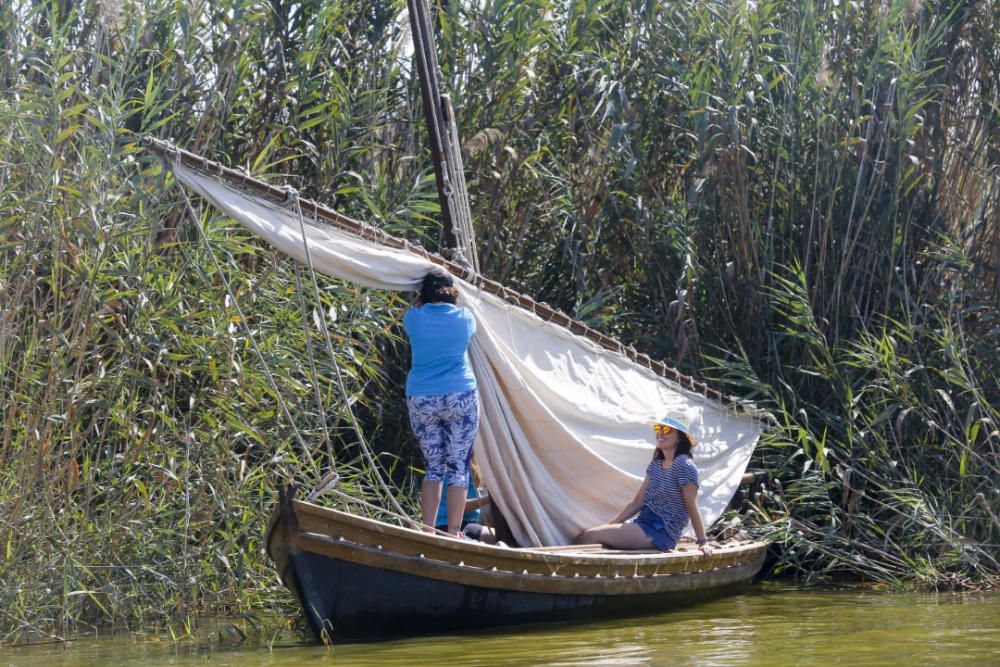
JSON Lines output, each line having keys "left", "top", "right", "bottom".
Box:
{"left": 406, "top": 0, "right": 478, "bottom": 272}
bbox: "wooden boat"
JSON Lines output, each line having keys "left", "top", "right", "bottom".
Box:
{"left": 147, "top": 131, "right": 772, "bottom": 644}
{"left": 147, "top": 0, "right": 773, "bottom": 642}
{"left": 267, "top": 486, "right": 768, "bottom": 642}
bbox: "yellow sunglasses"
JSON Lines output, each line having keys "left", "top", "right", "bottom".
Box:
{"left": 653, "top": 424, "right": 673, "bottom": 435}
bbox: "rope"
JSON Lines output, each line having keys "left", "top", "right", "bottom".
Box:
{"left": 324, "top": 487, "right": 432, "bottom": 532}
{"left": 292, "top": 262, "right": 335, "bottom": 462}
{"left": 443, "top": 95, "right": 479, "bottom": 273}
{"left": 174, "top": 165, "right": 313, "bottom": 480}
{"left": 277, "top": 182, "right": 336, "bottom": 468}
{"left": 287, "top": 190, "right": 409, "bottom": 519}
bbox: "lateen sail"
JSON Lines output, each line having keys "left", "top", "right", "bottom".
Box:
{"left": 170, "top": 158, "right": 762, "bottom": 547}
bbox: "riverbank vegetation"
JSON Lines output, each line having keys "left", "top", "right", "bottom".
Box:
{"left": 1, "top": 0, "right": 997, "bottom": 644}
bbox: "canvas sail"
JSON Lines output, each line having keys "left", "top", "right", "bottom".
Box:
{"left": 169, "top": 158, "right": 762, "bottom": 547}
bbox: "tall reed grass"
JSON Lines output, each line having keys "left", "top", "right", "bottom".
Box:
{"left": 0, "top": 0, "right": 997, "bottom": 643}
{"left": 444, "top": 0, "right": 999, "bottom": 587}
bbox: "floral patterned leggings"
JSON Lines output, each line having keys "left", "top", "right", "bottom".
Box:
{"left": 406, "top": 389, "right": 479, "bottom": 487}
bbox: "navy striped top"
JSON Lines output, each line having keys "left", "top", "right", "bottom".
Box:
{"left": 643, "top": 454, "right": 699, "bottom": 544}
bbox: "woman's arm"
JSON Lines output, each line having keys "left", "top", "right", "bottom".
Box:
{"left": 681, "top": 483, "right": 713, "bottom": 555}
{"left": 463, "top": 494, "right": 489, "bottom": 513}
{"left": 608, "top": 477, "right": 648, "bottom": 524}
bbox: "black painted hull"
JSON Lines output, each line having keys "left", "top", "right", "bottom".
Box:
{"left": 282, "top": 548, "right": 753, "bottom": 641}
{"left": 266, "top": 494, "right": 768, "bottom": 643}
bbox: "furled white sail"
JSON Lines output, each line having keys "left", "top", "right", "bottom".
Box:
{"left": 173, "top": 163, "right": 762, "bottom": 546}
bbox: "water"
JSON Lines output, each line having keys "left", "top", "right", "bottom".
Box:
{"left": 4, "top": 585, "right": 999, "bottom": 666}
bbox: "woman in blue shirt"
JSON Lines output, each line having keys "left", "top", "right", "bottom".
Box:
{"left": 404, "top": 269, "right": 479, "bottom": 537}
{"left": 576, "top": 418, "right": 713, "bottom": 555}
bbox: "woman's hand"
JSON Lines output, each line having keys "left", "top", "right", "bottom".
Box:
{"left": 698, "top": 541, "right": 713, "bottom": 556}
{"left": 608, "top": 477, "right": 649, "bottom": 525}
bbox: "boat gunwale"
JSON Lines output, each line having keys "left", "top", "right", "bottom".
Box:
{"left": 286, "top": 498, "right": 768, "bottom": 570}
{"left": 290, "top": 526, "right": 766, "bottom": 596}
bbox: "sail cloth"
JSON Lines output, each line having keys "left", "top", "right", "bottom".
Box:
{"left": 173, "top": 163, "right": 762, "bottom": 546}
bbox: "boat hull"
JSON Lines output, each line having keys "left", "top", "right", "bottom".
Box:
{"left": 281, "top": 546, "right": 758, "bottom": 641}
{"left": 267, "top": 491, "right": 768, "bottom": 642}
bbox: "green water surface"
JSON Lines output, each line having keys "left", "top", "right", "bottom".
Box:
{"left": 4, "top": 585, "right": 998, "bottom": 666}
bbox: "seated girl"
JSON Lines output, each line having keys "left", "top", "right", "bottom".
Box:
{"left": 576, "top": 417, "right": 713, "bottom": 555}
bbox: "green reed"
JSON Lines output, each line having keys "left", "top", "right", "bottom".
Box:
{"left": 439, "top": 0, "right": 998, "bottom": 587}
{"left": 1, "top": 0, "right": 998, "bottom": 643}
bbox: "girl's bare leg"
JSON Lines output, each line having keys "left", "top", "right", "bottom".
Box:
{"left": 577, "top": 523, "right": 655, "bottom": 550}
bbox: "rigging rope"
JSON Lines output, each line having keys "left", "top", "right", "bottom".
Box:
{"left": 443, "top": 94, "right": 479, "bottom": 273}
{"left": 164, "top": 150, "right": 445, "bottom": 532}
{"left": 175, "top": 178, "right": 314, "bottom": 480}
{"left": 292, "top": 261, "right": 335, "bottom": 462}
{"left": 287, "top": 189, "right": 411, "bottom": 520}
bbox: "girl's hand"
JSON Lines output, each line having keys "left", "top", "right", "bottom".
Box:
{"left": 698, "top": 542, "right": 713, "bottom": 556}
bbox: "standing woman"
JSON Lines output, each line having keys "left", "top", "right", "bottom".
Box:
{"left": 576, "top": 417, "right": 713, "bottom": 555}
{"left": 404, "top": 269, "right": 479, "bottom": 537}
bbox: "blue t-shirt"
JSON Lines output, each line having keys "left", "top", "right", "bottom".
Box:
{"left": 403, "top": 303, "right": 477, "bottom": 396}
{"left": 643, "top": 454, "right": 699, "bottom": 544}
{"left": 434, "top": 474, "right": 481, "bottom": 528}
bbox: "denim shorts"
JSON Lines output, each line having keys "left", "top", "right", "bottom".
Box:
{"left": 634, "top": 506, "right": 678, "bottom": 552}
{"left": 407, "top": 389, "right": 479, "bottom": 487}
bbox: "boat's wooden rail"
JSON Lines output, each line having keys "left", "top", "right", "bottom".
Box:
{"left": 283, "top": 499, "right": 767, "bottom": 591}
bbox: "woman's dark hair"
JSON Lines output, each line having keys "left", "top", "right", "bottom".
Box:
{"left": 653, "top": 431, "right": 694, "bottom": 460}
{"left": 420, "top": 269, "right": 459, "bottom": 304}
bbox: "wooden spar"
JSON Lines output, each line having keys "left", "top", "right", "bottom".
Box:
{"left": 407, "top": 0, "right": 476, "bottom": 268}
{"left": 142, "top": 136, "right": 746, "bottom": 411}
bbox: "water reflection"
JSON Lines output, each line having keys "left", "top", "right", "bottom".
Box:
{"left": 3, "top": 585, "right": 999, "bottom": 667}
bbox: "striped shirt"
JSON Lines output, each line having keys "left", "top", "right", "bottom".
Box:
{"left": 643, "top": 454, "right": 699, "bottom": 544}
